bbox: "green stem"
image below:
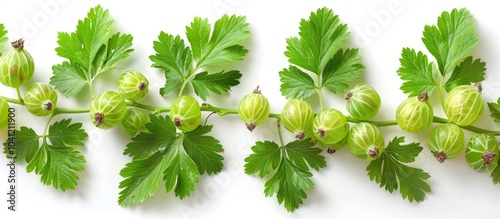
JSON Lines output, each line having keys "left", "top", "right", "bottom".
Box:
{"left": 433, "top": 116, "right": 500, "bottom": 136}
{"left": 16, "top": 88, "right": 24, "bottom": 105}
{"left": 317, "top": 74, "right": 325, "bottom": 111}
{"left": 178, "top": 66, "right": 201, "bottom": 97}
{"left": 53, "top": 108, "right": 89, "bottom": 115}
{"left": 346, "top": 117, "right": 398, "bottom": 127}
{"left": 41, "top": 113, "right": 55, "bottom": 141}
{"left": 1, "top": 95, "right": 23, "bottom": 105}
{"left": 277, "top": 119, "right": 285, "bottom": 146}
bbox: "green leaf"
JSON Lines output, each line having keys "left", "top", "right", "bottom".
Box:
{"left": 244, "top": 141, "right": 282, "bottom": 178}
{"left": 160, "top": 70, "right": 183, "bottom": 96}
{"left": 48, "top": 119, "right": 88, "bottom": 147}
{"left": 191, "top": 70, "right": 242, "bottom": 101}
{"left": 279, "top": 66, "right": 316, "bottom": 99}
{"left": 27, "top": 143, "right": 85, "bottom": 191}
{"left": 150, "top": 32, "right": 193, "bottom": 96}
{"left": 264, "top": 159, "right": 314, "bottom": 212}
{"left": 195, "top": 15, "right": 250, "bottom": 67}
{"left": 99, "top": 33, "right": 134, "bottom": 73}
{"left": 322, "top": 49, "right": 364, "bottom": 94}
{"left": 150, "top": 32, "right": 193, "bottom": 77}
{"left": 422, "top": 8, "right": 479, "bottom": 75}
{"left": 285, "top": 7, "right": 349, "bottom": 74}
{"left": 118, "top": 151, "right": 170, "bottom": 206}
{"left": 3, "top": 127, "right": 40, "bottom": 163}
{"left": 285, "top": 139, "right": 326, "bottom": 171}
{"left": 367, "top": 137, "right": 431, "bottom": 202}
{"left": 124, "top": 115, "right": 177, "bottom": 160}
{"left": 186, "top": 17, "right": 211, "bottom": 63}
{"left": 75, "top": 5, "right": 115, "bottom": 69}
{"left": 55, "top": 32, "right": 89, "bottom": 70}
{"left": 491, "top": 159, "right": 500, "bottom": 185}
{"left": 0, "top": 24, "right": 8, "bottom": 55}
{"left": 50, "top": 61, "right": 88, "bottom": 97}
{"left": 445, "top": 57, "right": 485, "bottom": 92}
{"left": 163, "top": 137, "right": 200, "bottom": 199}
{"left": 183, "top": 125, "right": 224, "bottom": 175}
{"left": 488, "top": 98, "right": 500, "bottom": 122}
{"left": 397, "top": 48, "right": 439, "bottom": 97}
{"left": 53, "top": 6, "right": 132, "bottom": 96}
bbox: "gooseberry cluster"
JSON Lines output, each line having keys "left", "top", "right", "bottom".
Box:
{"left": 0, "top": 5, "right": 499, "bottom": 213}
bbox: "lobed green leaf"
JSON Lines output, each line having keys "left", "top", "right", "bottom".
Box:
{"left": 118, "top": 151, "right": 169, "bottom": 206}
{"left": 183, "top": 125, "right": 224, "bottom": 175}
{"left": 50, "top": 62, "right": 88, "bottom": 97}
{"left": 48, "top": 119, "right": 88, "bottom": 147}
{"left": 124, "top": 114, "right": 177, "bottom": 160}
{"left": 163, "top": 137, "right": 200, "bottom": 199}
{"left": 27, "top": 143, "right": 85, "bottom": 191}
{"left": 191, "top": 70, "right": 242, "bottom": 101}
{"left": 244, "top": 141, "right": 282, "bottom": 178}
{"left": 279, "top": 66, "right": 316, "bottom": 99}
{"left": 0, "top": 24, "right": 8, "bottom": 55}
{"left": 487, "top": 98, "right": 500, "bottom": 122}
{"left": 264, "top": 159, "right": 314, "bottom": 212}
{"left": 3, "top": 127, "right": 39, "bottom": 163}
{"left": 422, "top": 8, "right": 479, "bottom": 75}
{"left": 322, "top": 48, "right": 364, "bottom": 94}
{"left": 195, "top": 15, "right": 250, "bottom": 67}
{"left": 285, "top": 139, "right": 326, "bottom": 171}
{"left": 444, "top": 57, "right": 485, "bottom": 92}
{"left": 366, "top": 137, "right": 431, "bottom": 202}
{"left": 285, "top": 7, "right": 349, "bottom": 75}
{"left": 397, "top": 48, "right": 439, "bottom": 97}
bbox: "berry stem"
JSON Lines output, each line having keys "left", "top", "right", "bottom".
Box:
{"left": 16, "top": 88, "right": 24, "bottom": 105}
{"left": 277, "top": 119, "right": 285, "bottom": 147}
{"left": 53, "top": 107, "right": 90, "bottom": 115}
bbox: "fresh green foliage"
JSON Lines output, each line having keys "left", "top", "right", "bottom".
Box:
{"left": 488, "top": 98, "right": 500, "bottom": 122}
{"left": 0, "top": 24, "right": 7, "bottom": 55}
{"left": 422, "top": 8, "right": 479, "bottom": 75}
{"left": 3, "top": 119, "right": 87, "bottom": 191}
{"left": 151, "top": 15, "right": 249, "bottom": 99}
{"left": 280, "top": 7, "right": 363, "bottom": 99}
{"left": 491, "top": 160, "right": 500, "bottom": 184}
{"left": 279, "top": 66, "right": 316, "bottom": 100}
{"left": 398, "top": 8, "right": 481, "bottom": 97}
{"left": 119, "top": 115, "right": 224, "bottom": 206}
{"left": 50, "top": 5, "right": 134, "bottom": 97}
{"left": 444, "top": 57, "right": 485, "bottom": 91}
{"left": 191, "top": 70, "right": 242, "bottom": 101}
{"left": 397, "top": 48, "right": 439, "bottom": 97}
{"left": 367, "top": 137, "right": 431, "bottom": 202}
{"left": 245, "top": 139, "right": 326, "bottom": 212}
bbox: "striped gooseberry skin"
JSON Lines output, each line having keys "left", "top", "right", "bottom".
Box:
{"left": 90, "top": 91, "right": 127, "bottom": 130}
{"left": 347, "top": 122, "right": 385, "bottom": 160}
{"left": 428, "top": 123, "right": 465, "bottom": 163}
{"left": 396, "top": 93, "right": 433, "bottom": 132}
{"left": 0, "top": 39, "right": 35, "bottom": 88}
{"left": 118, "top": 70, "right": 149, "bottom": 102}
{"left": 346, "top": 84, "right": 381, "bottom": 120}
{"left": 238, "top": 88, "right": 270, "bottom": 131}
{"left": 120, "top": 108, "right": 148, "bottom": 137}
{"left": 444, "top": 85, "right": 484, "bottom": 126}
{"left": 0, "top": 97, "right": 9, "bottom": 131}
{"left": 465, "top": 133, "right": 499, "bottom": 172}
{"left": 312, "top": 109, "right": 348, "bottom": 145}
{"left": 281, "top": 99, "right": 314, "bottom": 140}
{"left": 24, "top": 83, "right": 58, "bottom": 117}
{"left": 170, "top": 95, "right": 201, "bottom": 132}
{"left": 317, "top": 123, "right": 350, "bottom": 153}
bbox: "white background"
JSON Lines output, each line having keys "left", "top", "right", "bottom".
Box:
{"left": 1, "top": 0, "right": 500, "bottom": 218}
